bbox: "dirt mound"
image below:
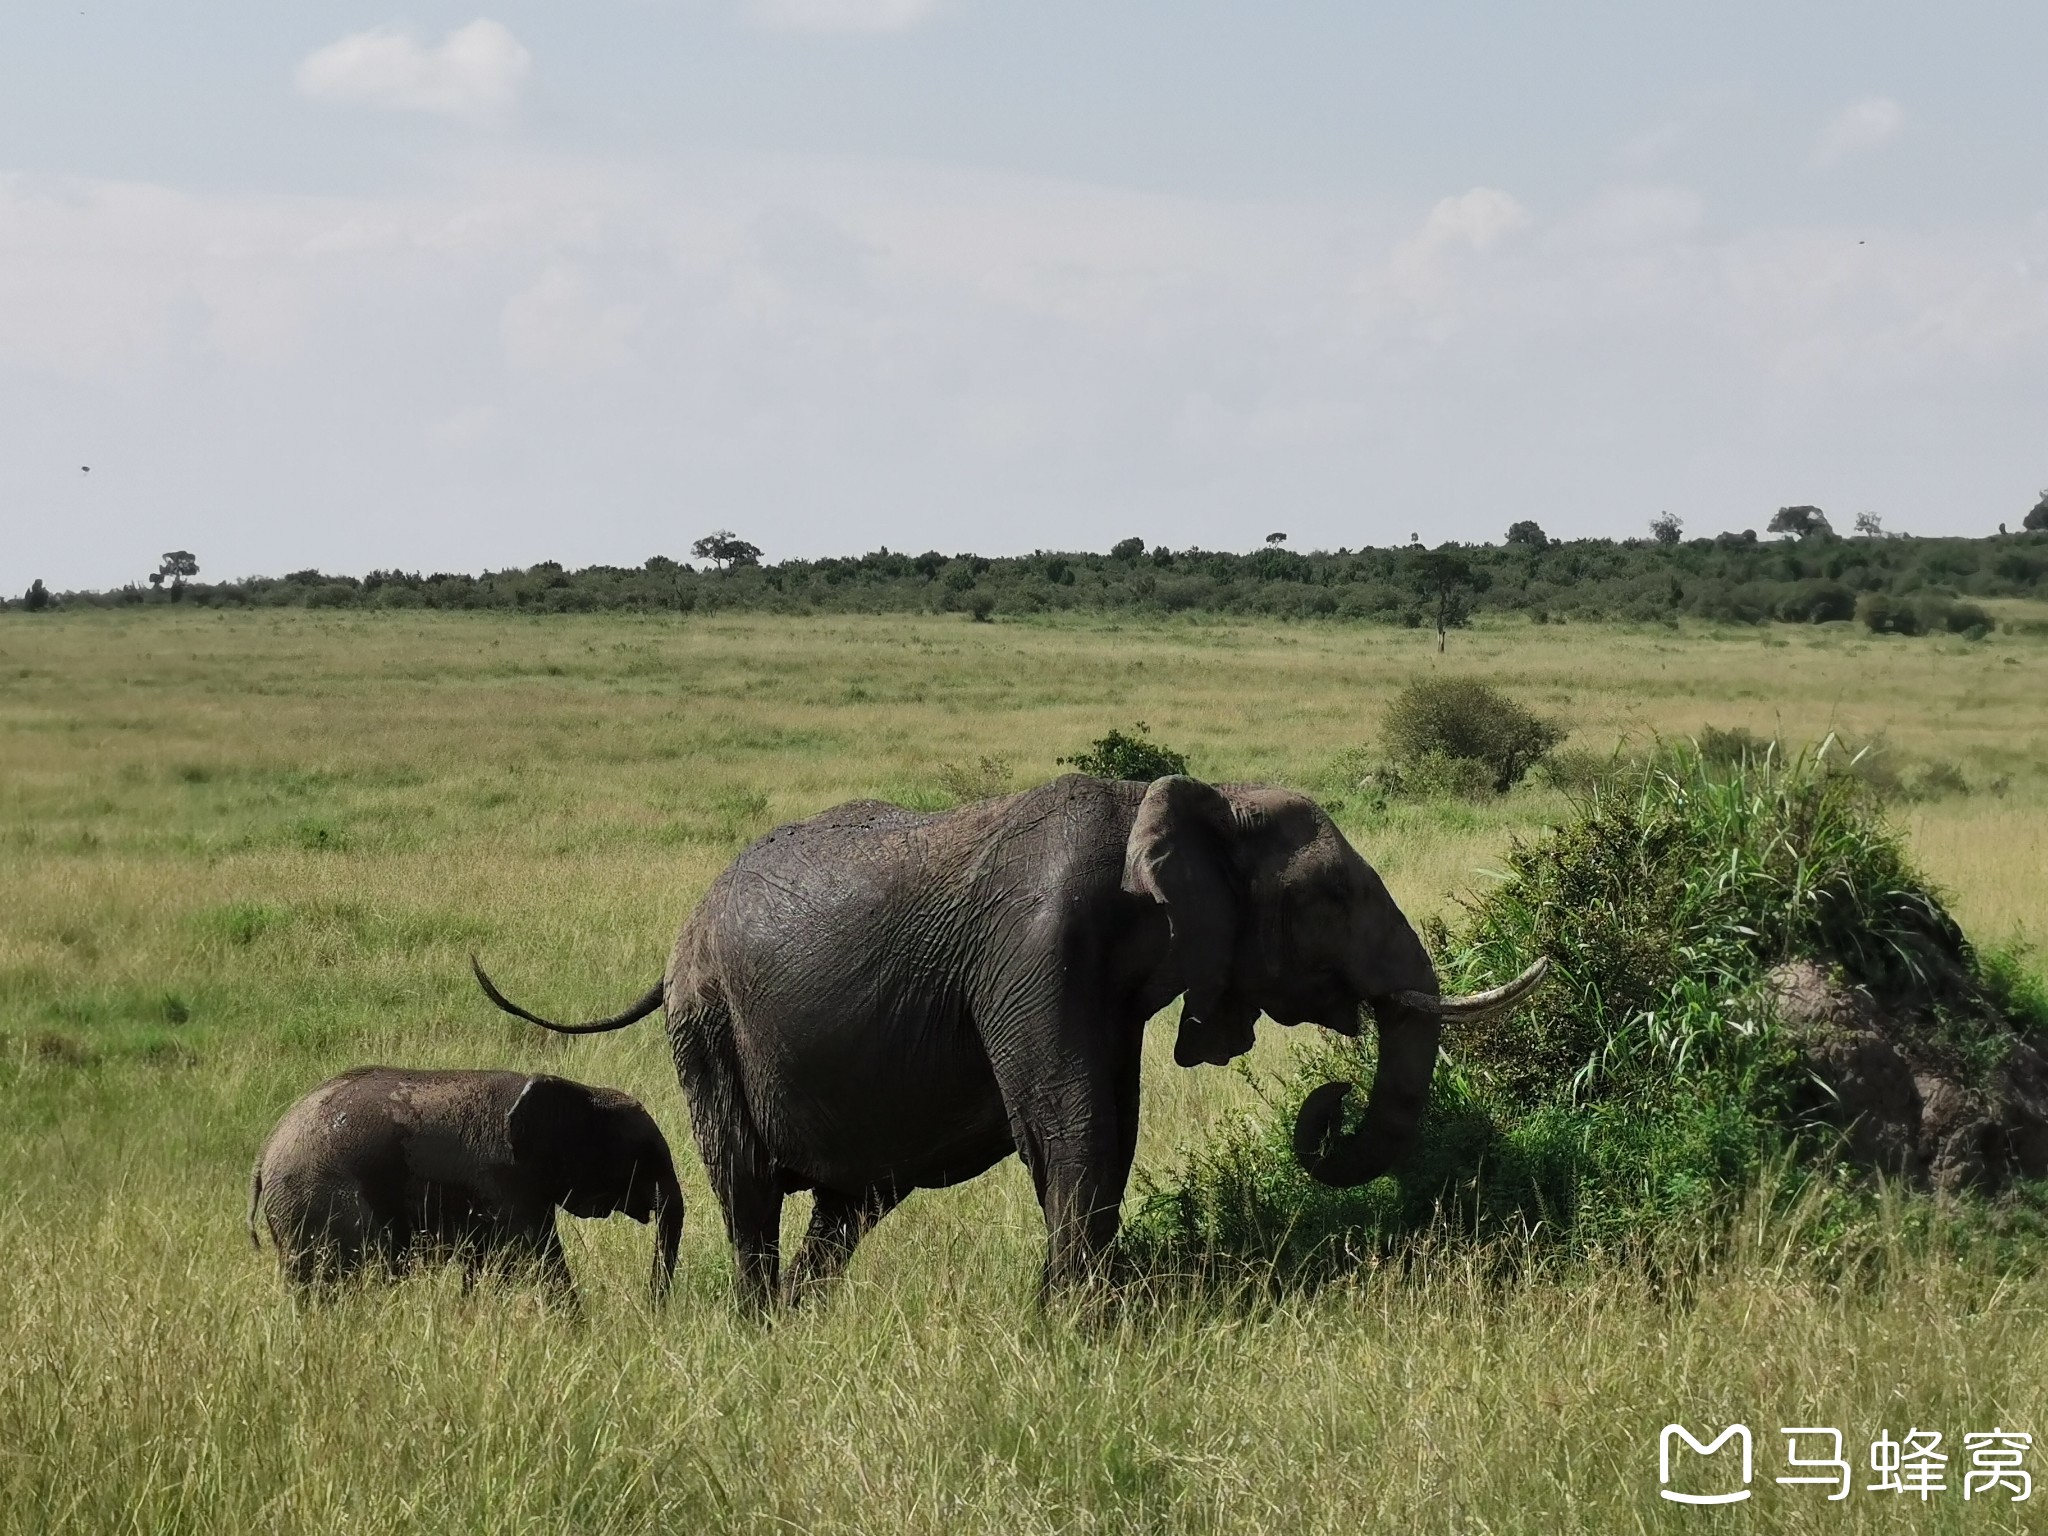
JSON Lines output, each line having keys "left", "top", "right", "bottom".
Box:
{"left": 1768, "top": 959, "right": 2048, "bottom": 1193}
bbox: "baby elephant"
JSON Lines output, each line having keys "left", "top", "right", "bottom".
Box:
{"left": 249, "top": 1066, "right": 682, "bottom": 1300}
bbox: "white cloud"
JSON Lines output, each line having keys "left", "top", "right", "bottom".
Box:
{"left": 745, "top": 0, "right": 942, "bottom": 35}
{"left": 1382, "top": 187, "right": 1531, "bottom": 314}
{"left": 1812, "top": 96, "right": 1903, "bottom": 169}
{"left": 1401, "top": 187, "right": 1532, "bottom": 260}
{"left": 295, "top": 20, "right": 531, "bottom": 124}
{"left": 500, "top": 268, "right": 642, "bottom": 375}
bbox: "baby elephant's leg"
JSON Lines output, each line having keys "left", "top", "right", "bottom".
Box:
{"left": 279, "top": 1183, "right": 379, "bottom": 1296}
{"left": 469, "top": 1215, "right": 577, "bottom": 1305}
{"left": 521, "top": 1218, "right": 577, "bottom": 1305}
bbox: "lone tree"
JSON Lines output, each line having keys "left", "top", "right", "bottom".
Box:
{"left": 1264, "top": 531, "right": 1288, "bottom": 545}
{"left": 690, "top": 530, "right": 762, "bottom": 572}
{"left": 1854, "top": 511, "right": 1885, "bottom": 538}
{"left": 1109, "top": 536, "right": 1146, "bottom": 561}
{"left": 2026, "top": 491, "right": 2048, "bottom": 532}
{"left": 25, "top": 578, "right": 51, "bottom": 611}
{"left": 1649, "top": 511, "right": 1683, "bottom": 545}
{"left": 1415, "top": 547, "right": 1477, "bottom": 654}
{"left": 149, "top": 550, "right": 198, "bottom": 598}
{"left": 1767, "top": 505, "right": 1832, "bottom": 540}
{"left": 1505, "top": 520, "right": 1548, "bottom": 550}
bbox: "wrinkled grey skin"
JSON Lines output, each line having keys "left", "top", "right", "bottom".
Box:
{"left": 249, "top": 1067, "right": 683, "bottom": 1300}
{"left": 476, "top": 774, "right": 1505, "bottom": 1309}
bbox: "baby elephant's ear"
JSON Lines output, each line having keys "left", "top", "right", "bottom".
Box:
{"left": 506, "top": 1075, "right": 595, "bottom": 1169}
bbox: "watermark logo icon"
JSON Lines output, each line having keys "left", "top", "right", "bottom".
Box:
{"left": 1659, "top": 1424, "right": 1753, "bottom": 1505}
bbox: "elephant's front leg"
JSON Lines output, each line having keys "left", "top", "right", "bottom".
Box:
{"left": 513, "top": 1218, "right": 577, "bottom": 1305}
{"left": 993, "top": 1014, "right": 1145, "bottom": 1296}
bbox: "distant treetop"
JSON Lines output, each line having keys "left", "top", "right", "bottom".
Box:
{"left": 1505, "top": 520, "right": 1548, "bottom": 550}
{"left": 1649, "top": 512, "right": 1683, "bottom": 545}
{"left": 17, "top": 519, "right": 2048, "bottom": 625}
{"left": 1768, "top": 505, "right": 1832, "bottom": 540}
{"left": 691, "top": 530, "right": 763, "bottom": 571}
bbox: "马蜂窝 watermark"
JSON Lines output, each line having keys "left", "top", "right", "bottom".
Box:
{"left": 1658, "top": 1423, "right": 2031, "bottom": 1505}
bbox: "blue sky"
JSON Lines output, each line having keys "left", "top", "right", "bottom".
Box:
{"left": 5, "top": 3, "right": 2045, "bottom": 588}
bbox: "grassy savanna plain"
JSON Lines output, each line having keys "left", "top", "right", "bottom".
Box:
{"left": 4, "top": 607, "right": 2048, "bottom": 1535}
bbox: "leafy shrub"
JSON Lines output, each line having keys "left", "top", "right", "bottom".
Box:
{"left": 1059, "top": 724, "right": 1189, "bottom": 781}
{"left": 1365, "top": 751, "right": 1497, "bottom": 801}
{"left": 1127, "top": 747, "right": 2021, "bottom": 1282}
{"left": 1980, "top": 942, "right": 2048, "bottom": 1035}
{"left": 1535, "top": 746, "right": 1617, "bottom": 795}
{"left": 1696, "top": 725, "right": 1774, "bottom": 768}
{"left": 1775, "top": 580, "right": 1857, "bottom": 623}
{"left": 1860, "top": 593, "right": 1996, "bottom": 636}
{"left": 1937, "top": 599, "right": 1993, "bottom": 635}
{"left": 1909, "top": 761, "right": 1970, "bottom": 800}
{"left": 1857, "top": 592, "right": 1913, "bottom": 634}
{"left": 1380, "top": 679, "right": 1564, "bottom": 794}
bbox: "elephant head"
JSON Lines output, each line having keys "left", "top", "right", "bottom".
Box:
{"left": 507, "top": 1076, "right": 684, "bottom": 1298}
{"left": 1122, "top": 775, "right": 1547, "bottom": 1188}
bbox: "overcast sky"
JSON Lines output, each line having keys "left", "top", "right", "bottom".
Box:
{"left": 5, "top": 2, "right": 2046, "bottom": 589}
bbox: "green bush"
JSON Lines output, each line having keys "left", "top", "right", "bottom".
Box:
{"left": 1696, "top": 725, "right": 1774, "bottom": 768}
{"left": 1366, "top": 750, "right": 1497, "bottom": 801}
{"left": 1535, "top": 746, "right": 1616, "bottom": 795}
{"left": 1125, "top": 747, "right": 2025, "bottom": 1283}
{"left": 1058, "top": 724, "right": 1189, "bottom": 781}
{"left": 1380, "top": 679, "right": 1564, "bottom": 794}
{"left": 1858, "top": 591, "right": 1920, "bottom": 634}
{"left": 1860, "top": 592, "right": 1996, "bottom": 636}
{"left": 1775, "top": 579, "right": 1857, "bottom": 623}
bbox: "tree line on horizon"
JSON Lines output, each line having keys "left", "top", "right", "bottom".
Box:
{"left": 14, "top": 498, "right": 2048, "bottom": 632}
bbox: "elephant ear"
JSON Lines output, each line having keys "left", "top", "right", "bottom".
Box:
{"left": 506, "top": 1075, "right": 598, "bottom": 1199}
{"left": 1122, "top": 775, "right": 1261, "bottom": 1068}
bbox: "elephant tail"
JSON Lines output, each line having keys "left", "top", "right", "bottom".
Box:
{"left": 470, "top": 955, "right": 666, "bottom": 1035}
{"left": 247, "top": 1163, "right": 264, "bottom": 1250}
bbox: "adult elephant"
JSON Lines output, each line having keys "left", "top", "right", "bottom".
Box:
{"left": 473, "top": 773, "right": 1545, "bottom": 1308}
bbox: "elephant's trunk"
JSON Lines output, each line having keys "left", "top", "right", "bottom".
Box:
{"left": 1291, "top": 957, "right": 1549, "bottom": 1187}
{"left": 650, "top": 1167, "right": 684, "bottom": 1302}
{"left": 1291, "top": 1000, "right": 1443, "bottom": 1187}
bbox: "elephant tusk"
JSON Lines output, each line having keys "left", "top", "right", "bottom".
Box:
{"left": 1393, "top": 956, "right": 1549, "bottom": 1018}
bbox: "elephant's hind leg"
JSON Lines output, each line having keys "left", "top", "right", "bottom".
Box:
{"left": 671, "top": 993, "right": 784, "bottom": 1312}
{"left": 783, "top": 1186, "right": 902, "bottom": 1306}
{"left": 274, "top": 1185, "right": 377, "bottom": 1296}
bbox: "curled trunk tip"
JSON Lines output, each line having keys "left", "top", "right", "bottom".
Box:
{"left": 1292, "top": 997, "right": 1444, "bottom": 1188}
